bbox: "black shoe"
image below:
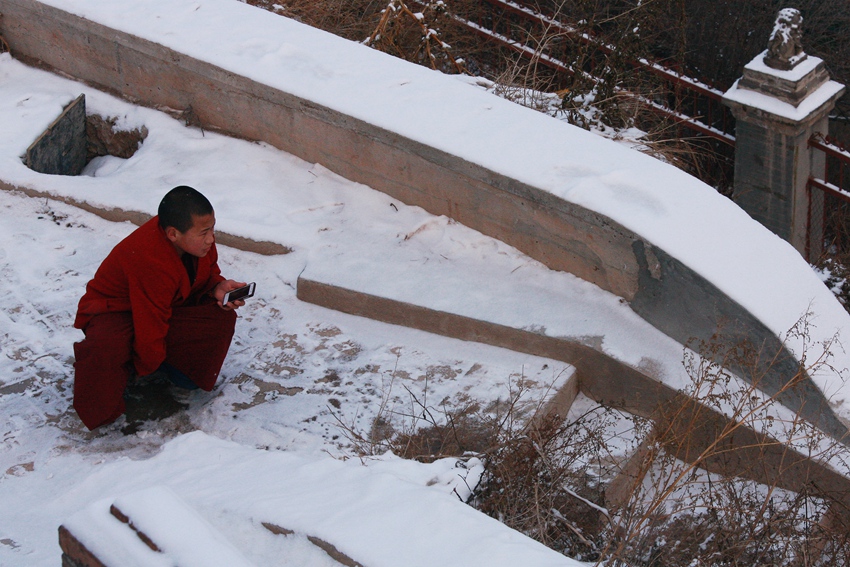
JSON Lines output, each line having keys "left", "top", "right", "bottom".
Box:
{"left": 122, "top": 374, "right": 189, "bottom": 430}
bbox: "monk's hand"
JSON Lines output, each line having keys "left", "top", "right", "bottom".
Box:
{"left": 214, "top": 279, "right": 248, "bottom": 311}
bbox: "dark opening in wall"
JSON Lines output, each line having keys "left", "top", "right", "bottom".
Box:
{"left": 24, "top": 93, "right": 147, "bottom": 176}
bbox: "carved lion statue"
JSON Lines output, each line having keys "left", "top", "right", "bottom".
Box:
{"left": 764, "top": 8, "right": 806, "bottom": 70}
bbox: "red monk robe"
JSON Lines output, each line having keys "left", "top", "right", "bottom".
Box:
{"left": 73, "top": 216, "right": 237, "bottom": 430}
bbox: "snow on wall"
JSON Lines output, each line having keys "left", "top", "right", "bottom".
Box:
{"left": 5, "top": 0, "right": 850, "bottom": 421}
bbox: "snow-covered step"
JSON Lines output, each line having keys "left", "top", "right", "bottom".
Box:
{"left": 297, "top": 237, "right": 692, "bottom": 422}
{"left": 262, "top": 522, "right": 366, "bottom": 567}
{"left": 59, "top": 433, "right": 592, "bottom": 567}
{"left": 59, "top": 485, "right": 257, "bottom": 567}
{"left": 296, "top": 248, "right": 850, "bottom": 512}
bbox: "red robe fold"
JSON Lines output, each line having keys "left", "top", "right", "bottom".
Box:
{"left": 75, "top": 217, "right": 225, "bottom": 376}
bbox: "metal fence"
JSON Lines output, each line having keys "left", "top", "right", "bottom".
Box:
{"left": 446, "top": 0, "right": 736, "bottom": 146}
{"left": 808, "top": 133, "right": 850, "bottom": 261}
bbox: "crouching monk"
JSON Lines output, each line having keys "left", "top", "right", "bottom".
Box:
{"left": 72, "top": 186, "right": 246, "bottom": 430}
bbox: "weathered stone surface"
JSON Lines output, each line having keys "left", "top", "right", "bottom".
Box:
{"left": 25, "top": 93, "right": 86, "bottom": 176}
{"left": 630, "top": 240, "right": 848, "bottom": 440}
{"left": 724, "top": 17, "right": 845, "bottom": 263}
{"left": 764, "top": 8, "right": 806, "bottom": 71}
{"left": 737, "top": 62, "right": 829, "bottom": 108}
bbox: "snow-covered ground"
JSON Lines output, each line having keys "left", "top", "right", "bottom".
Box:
{"left": 11, "top": 0, "right": 850, "bottom": 415}
{"left": 0, "top": 54, "right": 594, "bottom": 565}
{"left": 2, "top": 0, "right": 850, "bottom": 564}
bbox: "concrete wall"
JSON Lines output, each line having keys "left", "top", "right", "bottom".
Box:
{"left": 0, "top": 0, "right": 845, "bottom": 440}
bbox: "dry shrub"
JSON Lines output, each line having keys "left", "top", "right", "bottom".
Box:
{"left": 331, "top": 368, "right": 622, "bottom": 562}
{"left": 328, "top": 321, "right": 850, "bottom": 566}
{"left": 814, "top": 151, "right": 850, "bottom": 314}
{"left": 364, "top": 1, "right": 467, "bottom": 73}
{"left": 470, "top": 407, "right": 642, "bottom": 562}
{"left": 818, "top": 254, "right": 850, "bottom": 310}
{"left": 332, "top": 370, "right": 546, "bottom": 461}
{"left": 386, "top": 401, "right": 497, "bottom": 462}
{"left": 244, "top": 0, "right": 385, "bottom": 41}
{"left": 597, "top": 322, "right": 850, "bottom": 566}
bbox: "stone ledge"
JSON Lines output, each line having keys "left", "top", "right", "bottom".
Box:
{"left": 0, "top": 180, "right": 291, "bottom": 256}
{"left": 737, "top": 57, "right": 830, "bottom": 107}
{"left": 60, "top": 486, "right": 256, "bottom": 567}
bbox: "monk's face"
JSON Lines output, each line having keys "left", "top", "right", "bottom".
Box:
{"left": 168, "top": 213, "right": 216, "bottom": 257}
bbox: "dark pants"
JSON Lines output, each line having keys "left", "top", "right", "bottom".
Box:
{"left": 73, "top": 303, "right": 237, "bottom": 430}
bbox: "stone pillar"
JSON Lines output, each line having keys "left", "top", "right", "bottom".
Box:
{"left": 722, "top": 8, "right": 845, "bottom": 259}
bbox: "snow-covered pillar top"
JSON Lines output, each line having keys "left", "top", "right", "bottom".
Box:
{"left": 730, "top": 8, "right": 836, "bottom": 110}
{"left": 722, "top": 8, "right": 845, "bottom": 258}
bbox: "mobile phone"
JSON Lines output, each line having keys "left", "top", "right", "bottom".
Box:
{"left": 222, "top": 282, "right": 255, "bottom": 305}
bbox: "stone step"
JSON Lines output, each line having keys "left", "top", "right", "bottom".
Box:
{"left": 59, "top": 485, "right": 257, "bottom": 567}
{"left": 295, "top": 261, "right": 850, "bottom": 511}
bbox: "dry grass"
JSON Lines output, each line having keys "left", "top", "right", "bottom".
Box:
{"left": 596, "top": 322, "right": 850, "bottom": 566}
{"left": 245, "top": 0, "right": 385, "bottom": 41}
{"left": 332, "top": 325, "right": 850, "bottom": 566}
{"left": 363, "top": 0, "right": 468, "bottom": 74}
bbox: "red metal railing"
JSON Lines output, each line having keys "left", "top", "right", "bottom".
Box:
{"left": 809, "top": 133, "right": 850, "bottom": 197}
{"left": 807, "top": 133, "right": 850, "bottom": 259}
{"left": 435, "top": 0, "right": 736, "bottom": 146}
